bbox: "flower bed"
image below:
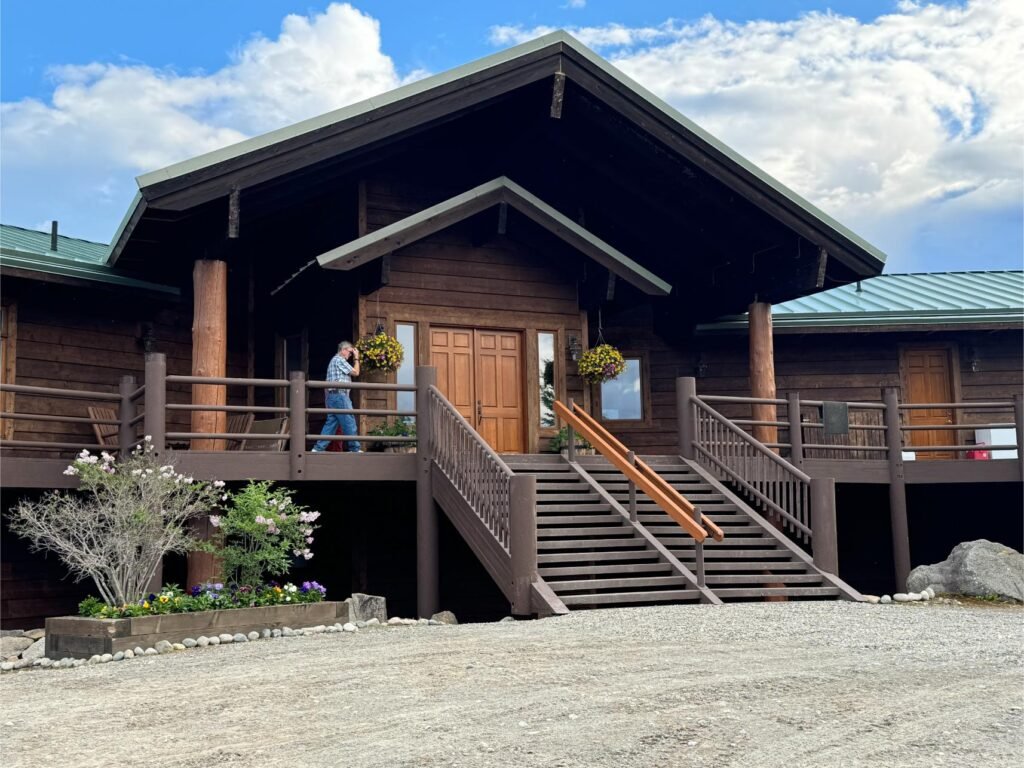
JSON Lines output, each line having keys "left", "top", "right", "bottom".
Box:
{"left": 46, "top": 600, "right": 351, "bottom": 659}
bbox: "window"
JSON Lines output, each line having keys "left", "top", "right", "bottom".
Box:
{"left": 601, "top": 357, "right": 643, "bottom": 421}
{"left": 395, "top": 323, "right": 416, "bottom": 419}
{"left": 1, "top": 303, "right": 15, "bottom": 440}
{"left": 538, "top": 331, "right": 556, "bottom": 428}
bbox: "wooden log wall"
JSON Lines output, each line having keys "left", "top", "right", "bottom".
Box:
{"left": 3, "top": 283, "right": 247, "bottom": 457}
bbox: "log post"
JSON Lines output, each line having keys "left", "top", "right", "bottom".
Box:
{"left": 118, "top": 375, "right": 136, "bottom": 457}
{"left": 143, "top": 353, "right": 166, "bottom": 458}
{"left": 415, "top": 366, "right": 439, "bottom": 618}
{"left": 288, "top": 371, "right": 306, "bottom": 481}
{"left": 884, "top": 387, "right": 911, "bottom": 590}
{"left": 810, "top": 477, "right": 838, "bottom": 575}
{"left": 1013, "top": 393, "right": 1023, "bottom": 482}
{"left": 676, "top": 377, "right": 697, "bottom": 460}
{"left": 510, "top": 473, "right": 538, "bottom": 616}
{"left": 190, "top": 260, "right": 228, "bottom": 451}
{"left": 748, "top": 301, "right": 777, "bottom": 448}
{"left": 787, "top": 391, "right": 804, "bottom": 469}
{"left": 188, "top": 259, "right": 228, "bottom": 589}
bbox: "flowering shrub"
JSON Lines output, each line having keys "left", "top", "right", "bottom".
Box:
{"left": 78, "top": 580, "right": 327, "bottom": 618}
{"left": 6, "top": 441, "right": 221, "bottom": 607}
{"left": 213, "top": 481, "right": 321, "bottom": 587}
{"left": 368, "top": 418, "right": 416, "bottom": 449}
{"left": 355, "top": 331, "right": 404, "bottom": 373}
{"left": 577, "top": 344, "right": 626, "bottom": 384}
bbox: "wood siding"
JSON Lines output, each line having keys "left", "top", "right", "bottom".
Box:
{"left": 355, "top": 174, "right": 586, "bottom": 452}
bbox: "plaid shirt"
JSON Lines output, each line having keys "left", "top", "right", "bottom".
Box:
{"left": 325, "top": 354, "right": 355, "bottom": 396}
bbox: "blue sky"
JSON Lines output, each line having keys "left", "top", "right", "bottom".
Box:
{"left": 2, "top": 1, "right": 1021, "bottom": 273}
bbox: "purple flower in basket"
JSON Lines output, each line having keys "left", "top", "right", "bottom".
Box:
{"left": 190, "top": 585, "right": 203, "bottom": 597}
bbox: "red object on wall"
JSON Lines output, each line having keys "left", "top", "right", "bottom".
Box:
{"left": 966, "top": 442, "right": 991, "bottom": 460}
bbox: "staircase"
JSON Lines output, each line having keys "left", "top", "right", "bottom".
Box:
{"left": 503, "top": 455, "right": 710, "bottom": 608}
{"left": 570, "top": 455, "right": 849, "bottom": 601}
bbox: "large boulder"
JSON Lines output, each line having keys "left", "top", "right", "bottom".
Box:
{"left": 907, "top": 540, "right": 1024, "bottom": 601}
{"left": 347, "top": 593, "right": 387, "bottom": 623}
{"left": 20, "top": 638, "right": 47, "bottom": 663}
{"left": 0, "top": 635, "right": 33, "bottom": 659}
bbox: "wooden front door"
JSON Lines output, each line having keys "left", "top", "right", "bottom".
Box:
{"left": 901, "top": 346, "right": 955, "bottom": 459}
{"left": 430, "top": 327, "right": 525, "bottom": 453}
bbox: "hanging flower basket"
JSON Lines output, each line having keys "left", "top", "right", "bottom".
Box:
{"left": 577, "top": 343, "right": 626, "bottom": 384}
{"left": 356, "top": 331, "right": 404, "bottom": 373}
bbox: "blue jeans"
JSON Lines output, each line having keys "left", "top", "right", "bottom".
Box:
{"left": 314, "top": 392, "right": 360, "bottom": 452}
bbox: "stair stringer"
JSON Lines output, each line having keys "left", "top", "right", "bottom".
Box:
{"left": 681, "top": 459, "right": 863, "bottom": 601}
{"left": 565, "top": 458, "right": 722, "bottom": 606}
{"left": 430, "top": 463, "right": 568, "bottom": 617}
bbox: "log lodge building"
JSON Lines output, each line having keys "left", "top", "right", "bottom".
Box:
{"left": 2, "top": 33, "right": 1021, "bottom": 627}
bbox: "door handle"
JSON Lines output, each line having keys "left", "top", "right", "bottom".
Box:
{"left": 475, "top": 400, "right": 483, "bottom": 425}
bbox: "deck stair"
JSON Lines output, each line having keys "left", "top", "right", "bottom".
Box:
{"left": 569, "top": 455, "right": 856, "bottom": 601}
{"left": 502, "top": 455, "right": 713, "bottom": 608}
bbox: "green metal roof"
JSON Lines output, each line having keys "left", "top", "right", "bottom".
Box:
{"left": 0, "top": 224, "right": 179, "bottom": 295}
{"left": 0, "top": 223, "right": 108, "bottom": 263}
{"left": 111, "top": 31, "right": 886, "bottom": 276}
{"left": 700, "top": 271, "right": 1024, "bottom": 332}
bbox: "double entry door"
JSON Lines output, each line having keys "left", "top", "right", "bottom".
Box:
{"left": 429, "top": 327, "right": 525, "bottom": 453}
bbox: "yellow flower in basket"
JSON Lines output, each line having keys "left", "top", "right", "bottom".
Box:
{"left": 355, "top": 331, "right": 405, "bottom": 373}
{"left": 577, "top": 344, "right": 626, "bottom": 384}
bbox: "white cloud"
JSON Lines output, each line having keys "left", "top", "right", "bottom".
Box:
{"left": 491, "top": 1, "right": 1024, "bottom": 269}
{"left": 1, "top": 3, "right": 405, "bottom": 240}
{"left": 563, "top": 0, "right": 587, "bottom": 9}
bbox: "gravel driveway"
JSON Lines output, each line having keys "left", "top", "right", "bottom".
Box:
{"left": 2, "top": 601, "right": 1021, "bottom": 767}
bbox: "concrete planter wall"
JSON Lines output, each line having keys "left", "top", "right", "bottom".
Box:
{"left": 46, "top": 601, "right": 350, "bottom": 659}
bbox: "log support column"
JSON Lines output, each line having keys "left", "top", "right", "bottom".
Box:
{"left": 187, "top": 259, "right": 228, "bottom": 589}
{"left": 748, "top": 301, "right": 777, "bottom": 447}
{"left": 415, "top": 366, "right": 439, "bottom": 618}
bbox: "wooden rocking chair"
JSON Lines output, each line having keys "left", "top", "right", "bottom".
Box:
{"left": 241, "top": 417, "right": 289, "bottom": 451}
{"left": 87, "top": 406, "right": 118, "bottom": 449}
{"left": 225, "top": 412, "right": 255, "bottom": 451}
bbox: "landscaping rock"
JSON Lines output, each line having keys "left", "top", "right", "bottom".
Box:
{"left": 21, "top": 639, "right": 46, "bottom": 663}
{"left": 907, "top": 540, "right": 1024, "bottom": 602}
{"left": 23, "top": 628, "right": 46, "bottom": 641}
{"left": 232, "top": 634, "right": 248, "bottom": 643}
{"left": 218, "top": 633, "right": 234, "bottom": 643}
{"left": 862, "top": 595, "right": 880, "bottom": 604}
{"left": 348, "top": 593, "right": 388, "bottom": 623}
{"left": 38, "top": 658, "right": 53, "bottom": 668}
{"left": 431, "top": 611, "right": 458, "bottom": 625}
{"left": 261, "top": 629, "right": 271, "bottom": 639}
{"left": 418, "top": 618, "right": 429, "bottom": 625}
{"left": 342, "top": 623, "right": 357, "bottom": 633}
{"left": 172, "top": 643, "right": 186, "bottom": 651}
{"left": 248, "top": 631, "right": 260, "bottom": 641}
{"left": 100, "top": 654, "right": 113, "bottom": 663}
{"left": 1, "top": 662, "right": 14, "bottom": 671}
{"left": 183, "top": 638, "right": 197, "bottom": 648}
{"left": 271, "top": 629, "right": 282, "bottom": 638}
{"left": 144, "top": 648, "right": 158, "bottom": 656}
{"left": 208, "top": 636, "right": 220, "bottom": 646}
{"left": 880, "top": 595, "right": 891, "bottom": 603}
{"left": 13, "top": 659, "right": 31, "bottom": 669}
{"left": 365, "top": 618, "right": 380, "bottom": 627}
{"left": 123, "top": 650, "right": 134, "bottom": 659}
{"left": 281, "top": 627, "right": 295, "bottom": 637}
{"left": 196, "top": 637, "right": 209, "bottom": 647}
{"left": 134, "top": 647, "right": 145, "bottom": 656}
{"left": 155, "top": 640, "right": 173, "bottom": 654}
{"left": 113, "top": 651, "right": 125, "bottom": 662}
{"left": 355, "top": 621, "right": 367, "bottom": 629}
{"left": 1, "top": 636, "right": 34, "bottom": 657}
{"left": 893, "top": 593, "right": 913, "bottom": 602}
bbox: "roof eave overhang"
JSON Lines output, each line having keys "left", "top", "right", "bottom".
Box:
{"left": 112, "top": 31, "right": 886, "bottom": 278}
{"left": 0, "top": 247, "right": 179, "bottom": 296}
{"left": 696, "top": 309, "right": 1024, "bottom": 335}
{"left": 315, "top": 176, "right": 672, "bottom": 296}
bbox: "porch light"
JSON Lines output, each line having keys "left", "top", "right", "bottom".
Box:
{"left": 567, "top": 335, "right": 583, "bottom": 361}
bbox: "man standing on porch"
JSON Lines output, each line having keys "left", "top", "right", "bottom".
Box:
{"left": 312, "top": 341, "right": 361, "bottom": 452}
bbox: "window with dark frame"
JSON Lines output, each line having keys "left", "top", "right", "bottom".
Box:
{"left": 600, "top": 357, "right": 643, "bottom": 421}
{"left": 538, "top": 331, "right": 556, "bottom": 429}
{"left": 395, "top": 323, "right": 417, "bottom": 420}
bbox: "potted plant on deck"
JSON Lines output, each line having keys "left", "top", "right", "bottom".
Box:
{"left": 368, "top": 419, "right": 416, "bottom": 453}
{"left": 549, "top": 426, "right": 595, "bottom": 457}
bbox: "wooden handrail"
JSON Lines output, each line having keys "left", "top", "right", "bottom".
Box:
{"left": 553, "top": 400, "right": 721, "bottom": 543}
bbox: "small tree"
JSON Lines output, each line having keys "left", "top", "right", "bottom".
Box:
{"left": 212, "top": 481, "right": 320, "bottom": 587}
{"left": 6, "top": 441, "right": 222, "bottom": 607}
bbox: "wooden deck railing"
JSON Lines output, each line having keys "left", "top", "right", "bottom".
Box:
{"left": 427, "top": 385, "right": 516, "bottom": 549}
{"left": 553, "top": 399, "right": 722, "bottom": 544}
{"left": 0, "top": 352, "right": 418, "bottom": 469}
{"left": 691, "top": 386, "right": 1023, "bottom": 466}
